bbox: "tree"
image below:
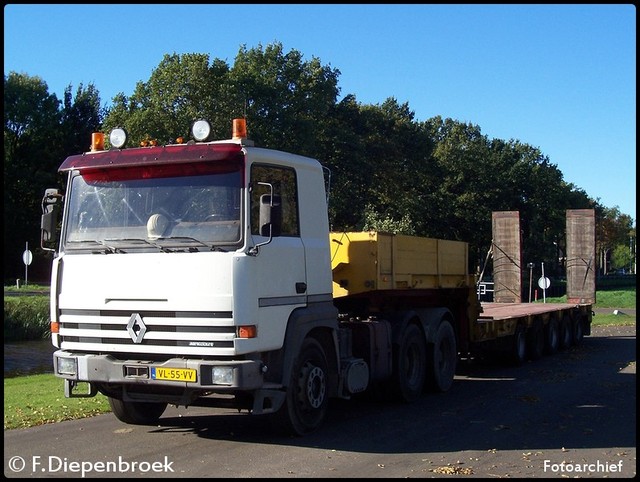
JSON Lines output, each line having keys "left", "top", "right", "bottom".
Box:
{"left": 4, "top": 72, "right": 103, "bottom": 281}
{"left": 596, "top": 206, "right": 635, "bottom": 274}
{"left": 61, "top": 83, "right": 105, "bottom": 155}
{"left": 103, "top": 53, "right": 230, "bottom": 144}
{"left": 4, "top": 72, "right": 61, "bottom": 281}
{"left": 225, "top": 42, "right": 341, "bottom": 156}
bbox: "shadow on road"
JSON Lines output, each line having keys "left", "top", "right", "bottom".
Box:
{"left": 152, "top": 327, "right": 636, "bottom": 455}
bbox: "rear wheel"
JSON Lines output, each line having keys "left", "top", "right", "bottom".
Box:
{"left": 559, "top": 314, "right": 572, "bottom": 349}
{"left": 108, "top": 397, "right": 167, "bottom": 425}
{"left": 393, "top": 323, "right": 427, "bottom": 402}
{"left": 272, "top": 337, "right": 329, "bottom": 436}
{"left": 510, "top": 324, "right": 527, "bottom": 365}
{"left": 527, "top": 320, "right": 545, "bottom": 360}
{"left": 544, "top": 317, "right": 560, "bottom": 355}
{"left": 426, "top": 321, "right": 457, "bottom": 393}
{"left": 572, "top": 316, "right": 585, "bottom": 345}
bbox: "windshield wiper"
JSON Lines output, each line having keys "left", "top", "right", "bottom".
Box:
{"left": 67, "top": 240, "right": 125, "bottom": 254}
{"left": 153, "top": 236, "right": 226, "bottom": 252}
{"left": 69, "top": 237, "right": 227, "bottom": 253}
{"left": 106, "top": 238, "right": 175, "bottom": 253}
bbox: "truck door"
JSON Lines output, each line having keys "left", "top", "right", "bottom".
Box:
{"left": 249, "top": 164, "right": 307, "bottom": 307}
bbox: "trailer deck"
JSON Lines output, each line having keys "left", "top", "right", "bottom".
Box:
{"left": 472, "top": 301, "right": 593, "bottom": 345}
{"left": 479, "top": 302, "right": 588, "bottom": 321}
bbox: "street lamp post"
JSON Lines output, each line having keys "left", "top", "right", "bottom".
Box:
{"left": 527, "top": 262, "right": 535, "bottom": 303}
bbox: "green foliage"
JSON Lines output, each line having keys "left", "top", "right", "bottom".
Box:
{"left": 4, "top": 72, "right": 104, "bottom": 282}
{"left": 611, "top": 242, "right": 634, "bottom": 271}
{"left": 596, "top": 206, "right": 635, "bottom": 275}
{"left": 362, "top": 204, "right": 416, "bottom": 235}
{"left": 4, "top": 296, "right": 50, "bottom": 341}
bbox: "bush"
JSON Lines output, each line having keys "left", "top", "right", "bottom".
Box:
{"left": 4, "top": 296, "right": 50, "bottom": 341}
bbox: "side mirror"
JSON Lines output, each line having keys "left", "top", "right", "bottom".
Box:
{"left": 249, "top": 182, "right": 281, "bottom": 256}
{"left": 259, "top": 194, "right": 282, "bottom": 237}
{"left": 41, "top": 188, "right": 62, "bottom": 251}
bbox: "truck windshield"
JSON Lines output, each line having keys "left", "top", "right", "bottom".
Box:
{"left": 63, "top": 164, "right": 242, "bottom": 252}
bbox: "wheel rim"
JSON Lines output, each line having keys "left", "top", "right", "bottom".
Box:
{"left": 303, "top": 364, "right": 326, "bottom": 409}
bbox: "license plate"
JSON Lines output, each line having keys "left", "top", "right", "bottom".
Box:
{"left": 151, "top": 367, "right": 197, "bottom": 382}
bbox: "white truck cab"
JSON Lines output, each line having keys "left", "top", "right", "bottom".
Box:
{"left": 42, "top": 119, "right": 359, "bottom": 435}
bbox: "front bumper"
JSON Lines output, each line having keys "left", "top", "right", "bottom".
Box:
{"left": 53, "top": 350, "right": 265, "bottom": 391}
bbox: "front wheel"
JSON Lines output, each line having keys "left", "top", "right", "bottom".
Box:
{"left": 108, "top": 397, "right": 167, "bottom": 425}
{"left": 272, "top": 337, "right": 329, "bottom": 436}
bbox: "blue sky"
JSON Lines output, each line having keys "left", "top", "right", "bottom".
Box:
{"left": 4, "top": 4, "right": 636, "bottom": 222}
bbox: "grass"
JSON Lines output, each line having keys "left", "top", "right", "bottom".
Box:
{"left": 4, "top": 374, "right": 110, "bottom": 430}
{"left": 543, "top": 287, "right": 636, "bottom": 326}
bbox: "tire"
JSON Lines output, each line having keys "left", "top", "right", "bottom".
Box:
{"left": 544, "top": 317, "right": 560, "bottom": 355}
{"left": 426, "top": 321, "right": 457, "bottom": 393}
{"left": 272, "top": 337, "right": 329, "bottom": 436}
{"left": 510, "top": 324, "right": 527, "bottom": 365}
{"left": 108, "top": 397, "right": 167, "bottom": 425}
{"left": 392, "top": 323, "right": 427, "bottom": 402}
{"left": 572, "top": 316, "right": 585, "bottom": 346}
{"left": 526, "top": 320, "right": 544, "bottom": 360}
{"left": 559, "top": 314, "right": 572, "bottom": 349}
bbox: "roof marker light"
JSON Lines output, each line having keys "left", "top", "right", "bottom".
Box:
{"left": 192, "top": 120, "right": 211, "bottom": 142}
{"left": 232, "top": 118, "right": 247, "bottom": 139}
{"left": 91, "top": 132, "right": 105, "bottom": 151}
{"left": 109, "top": 128, "right": 127, "bottom": 149}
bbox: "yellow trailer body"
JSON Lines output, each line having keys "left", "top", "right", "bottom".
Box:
{"left": 329, "top": 231, "right": 472, "bottom": 299}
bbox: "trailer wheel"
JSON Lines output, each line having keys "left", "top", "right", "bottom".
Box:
{"left": 526, "top": 320, "right": 544, "bottom": 360}
{"left": 559, "top": 314, "right": 572, "bottom": 349}
{"left": 572, "top": 316, "right": 585, "bottom": 346}
{"left": 108, "top": 397, "right": 167, "bottom": 425}
{"left": 510, "top": 324, "right": 527, "bottom": 365}
{"left": 544, "top": 317, "right": 560, "bottom": 355}
{"left": 273, "top": 337, "right": 329, "bottom": 436}
{"left": 393, "top": 323, "right": 427, "bottom": 402}
{"left": 426, "top": 321, "right": 457, "bottom": 393}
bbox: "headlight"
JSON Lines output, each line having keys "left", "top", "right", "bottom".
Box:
{"left": 57, "top": 356, "right": 77, "bottom": 376}
{"left": 211, "top": 366, "right": 234, "bottom": 385}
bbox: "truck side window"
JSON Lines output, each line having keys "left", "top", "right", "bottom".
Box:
{"left": 250, "top": 164, "right": 299, "bottom": 236}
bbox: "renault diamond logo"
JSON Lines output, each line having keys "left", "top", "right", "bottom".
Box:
{"left": 127, "top": 313, "right": 147, "bottom": 343}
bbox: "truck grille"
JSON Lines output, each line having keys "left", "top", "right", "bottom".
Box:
{"left": 58, "top": 309, "right": 236, "bottom": 355}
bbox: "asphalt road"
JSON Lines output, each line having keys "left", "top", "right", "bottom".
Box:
{"left": 4, "top": 324, "right": 636, "bottom": 478}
